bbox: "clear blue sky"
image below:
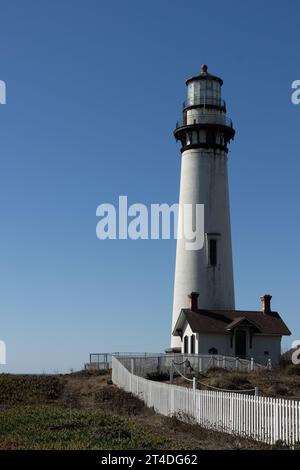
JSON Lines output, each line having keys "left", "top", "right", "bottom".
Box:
{"left": 0, "top": 0, "right": 299, "bottom": 373}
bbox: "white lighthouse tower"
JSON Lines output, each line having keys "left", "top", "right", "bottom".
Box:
{"left": 170, "top": 65, "right": 236, "bottom": 351}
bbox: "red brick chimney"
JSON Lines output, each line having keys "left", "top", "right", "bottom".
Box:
{"left": 260, "top": 294, "right": 272, "bottom": 314}
{"left": 188, "top": 292, "right": 199, "bottom": 311}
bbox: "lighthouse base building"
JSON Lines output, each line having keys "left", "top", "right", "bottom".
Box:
{"left": 168, "top": 66, "right": 290, "bottom": 366}
{"left": 171, "top": 292, "right": 290, "bottom": 366}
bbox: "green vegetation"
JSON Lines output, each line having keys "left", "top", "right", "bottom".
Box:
{"left": 145, "top": 371, "right": 170, "bottom": 381}
{"left": 0, "top": 405, "right": 170, "bottom": 450}
{"left": 0, "top": 374, "right": 64, "bottom": 404}
{"left": 0, "top": 372, "right": 269, "bottom": 450}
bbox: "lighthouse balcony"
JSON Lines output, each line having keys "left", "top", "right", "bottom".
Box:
{"left": 175, "top": 113, "right": 233, "bottom": 130}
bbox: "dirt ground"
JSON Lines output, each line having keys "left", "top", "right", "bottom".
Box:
{"left": 58, "top": 370, "right": 268, "bottom": 449}
{"left": 5, "top": 367, "right": 300, "bottom": 449}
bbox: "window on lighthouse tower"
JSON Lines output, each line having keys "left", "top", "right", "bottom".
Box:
{"left": 206, "top": 234, "right": 220, "bottom": 267}
{"left": 209, "top": 239, "right": 217, "bottom": 266}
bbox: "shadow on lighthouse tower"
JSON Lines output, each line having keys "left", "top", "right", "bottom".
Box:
{"left": 167, "top": 65, "right": 290, "bottom": 366}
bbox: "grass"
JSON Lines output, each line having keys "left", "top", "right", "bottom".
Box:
{"left": 0, "top": 374, "right": 64, "bottom": 404}
{"left": 0, "top": 371, "right": 270, "bottom": 450}
{"left": 0, "top": 405, "right": 171, "bottom": 450}
{"left": 169, "top": 365, "right": 300, "bottom": 399}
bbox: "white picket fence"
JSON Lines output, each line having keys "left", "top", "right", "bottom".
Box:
{"left": 112, "top": 356, "right": 300, "bottom": 446}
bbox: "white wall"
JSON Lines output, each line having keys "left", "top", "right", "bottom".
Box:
{"left": 181, "top": 322, "right": 198, "bottom": 354}
{"left": 252, "top": 335, "right": 281, "bottom": 366}
{"left": 198, "top": 333, "right": 230, "bottom": 356}
{"left": 182, "top": 327, "right": 232, "bottom": 356}
{"left": 181, "top": 326, "right": 282, "bottom": 366}
{"left": 171, "top": 147, "right": 235, "bottom": 349}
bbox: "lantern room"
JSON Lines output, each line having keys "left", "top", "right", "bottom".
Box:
{"left": 185, "top": 64, "right": 224, "bottom": 109}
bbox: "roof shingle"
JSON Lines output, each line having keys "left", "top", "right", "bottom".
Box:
{"left": 173, "top": 309, "right": 291, "bottom": 336}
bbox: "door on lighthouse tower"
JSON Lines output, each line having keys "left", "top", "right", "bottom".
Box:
{"left": 235, "top": 329, "right": 247, "bottom": 358}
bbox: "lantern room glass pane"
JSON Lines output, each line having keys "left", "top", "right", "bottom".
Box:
{"left": 187, "top": 79, "right": 221, "bottom": 106}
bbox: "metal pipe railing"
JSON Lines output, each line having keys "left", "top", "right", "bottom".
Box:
{"left": 176, "top": 113, "right": 233, "bottom": 129}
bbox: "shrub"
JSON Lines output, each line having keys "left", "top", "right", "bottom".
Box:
{"left": 272, "top": 439, "right": 290, "bottom": 449}
{"left": 284, "top": 364, "right": 300, "bottom": 376}
{"left": 0, "top": 375, "right": 64, "bottom": 404}
{"left": 145, "top": 372, "right": 169, "bottom": 382}
{"left": 95, "top": 388, "right": 146, "bottom": 416}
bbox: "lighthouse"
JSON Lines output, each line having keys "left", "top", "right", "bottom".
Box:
{"left": 170, "top": 65, "right": 236, "bottom": 351}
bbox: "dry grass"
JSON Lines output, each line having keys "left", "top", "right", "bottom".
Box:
{"left": 0, "top": 370, "right": 269, "bottom": 450}
{"left": 165, "top": 365, "right": 300, "bottom": 399}
{"left": 1, "top": 363, "right": 299, "bottom": 450}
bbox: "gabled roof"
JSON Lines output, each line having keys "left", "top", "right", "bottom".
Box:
{"left": 226, "top": 317, "right": 262, "bottom": 332}
{"left": 173, "top": 308, "right": 291, "bottom": 337}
